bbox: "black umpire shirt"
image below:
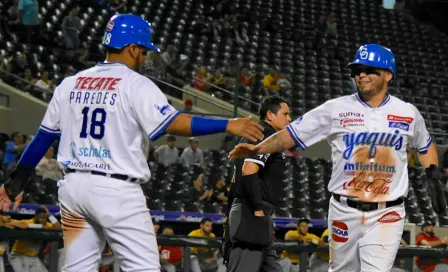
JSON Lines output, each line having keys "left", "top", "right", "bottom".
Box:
{"left": 231, "top": 121, "right": 286, "bottom": 211}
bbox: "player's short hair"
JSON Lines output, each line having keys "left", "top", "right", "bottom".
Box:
{"left": 104, "top": 45, "right": 125, "bottom": 55}
{"left": 258, "top": 95, "right": 287, "bottom": 121}
{"left": 200, "top": 217, "right": 212, "bottom": 225}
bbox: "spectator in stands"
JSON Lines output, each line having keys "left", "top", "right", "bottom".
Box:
{"left": 36, "top": 146, "right": 63, "bottom": 181}
{"left": 263, "top": 68, "right": 281, "bottom": 95}
{"left": 191, "top": 15, "right": 212, "bottom": 36}
{"left": 188, "top": 218, "right": 226, "bottom": 272}
{"left": 3, "top": 132, "right": 29, "bottom": 166}
{"left": 7, "top": 53, "right": 32, "bottom": 79}
{"left": 309, "top": 228, "right": 329, "bottom": 272}
{"left": 221, "top": 135, "right": 234, "bottom": 153}
{"left": 34, "top": 70, "right": 55, "bottom": 101}
{"left": 161, "top": 45, "right": 177, "bottom": 68}
{"left": 144, "top": 52, "right": 166, "bottom": 81}
{"left": 17, "top": 0, "right": 40, "bottom": 44}
{"left": 159, "top": 227, "right": 183, "bottom": 272}
{"left": 152, "top": 217, "right": 160, "bottom": 234}
{"left": 281, "top": 218, "right": 320, "bottom": 268}
{"left": 194, "top": 66, "right": 213, "bottom": 92}
{"left": 407, "top": 146, "right": 418, "bottom": 167}
{"left": 210, "top": 174, "right": 228, "bottom": 203}
{"left": 181, "top": 99, "right": 193, "bottom": 113}
{"left": 326, "top": 12, "right": 338, "bottom": 39}
{"left": 166, "top": 54, "right": 190, "bottom": 88}
{"left": 240, "top": 68, "right": 256, "bottom": 88}
{"left": 109, "top": 0, "right": 127, "bottom": 13}
{"left": 9, "top": 206, "right": 61, "bottom": 272}
{"left": 154, "top": 135, "right": 179, "bottom": 166}
{"left": 285, "top": 147, "right": 299, "bottom": 159}
{"left": 62, "top": 7, "right": 81, "bottom": 50}
{"left": 187, "top": 172, "right": 213, "bottom": 204}
{"left": 0, "top": 212, "right": 15, "bottom": 272}
{"left": 180, "top": 137, "right": 205, "bottom": 166}
{"left": 416, "top": 221, "right": 448, "bottom": 271}
{"left": 17, "top": 68, "right": 36, "bottom": 92}
{"left": 212, "top": 69, "right": 229, "bottom": 89}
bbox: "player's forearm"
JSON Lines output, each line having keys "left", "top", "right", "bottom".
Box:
{"left": 255, "top": 129, "right": 295, "bottom": 155}
{"left": 426, "top": 240, "right": 445, "bottom": 247}
{"left": 165, "top": 114, "right": 228, "bottom": 136}
{"left": 418, "top": 144, "right": 438, "bottom": 168}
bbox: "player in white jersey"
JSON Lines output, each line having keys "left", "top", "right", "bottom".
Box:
{"left": 229, "top": 44, "right": 447, "bottom": 271}
{"left": 0, "top": 14, "right": 264, "bottom": 272}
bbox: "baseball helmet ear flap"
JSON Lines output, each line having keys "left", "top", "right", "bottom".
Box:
{"left": 347, "top": 44, "right": 396, "bottom": 82}
{"left": 102, "top": 14, "right": 160, "bottom": 52}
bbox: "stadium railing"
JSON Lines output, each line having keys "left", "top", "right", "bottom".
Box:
{"left": 2, "top": 227, "right": 448, "bottom": 272}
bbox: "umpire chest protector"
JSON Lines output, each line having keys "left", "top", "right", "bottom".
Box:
{"left": 235, "top": 122, "right": 286, "bottom": 208}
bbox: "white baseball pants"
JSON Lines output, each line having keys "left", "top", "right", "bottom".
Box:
{"left": 9, "top": 253, "right": 48, "bottom": 272}
{"left": 58, "top": 172, "right": 160, "bottom": 272}
{"left": 328, "top": 195, "right": 405, "bottom": 272}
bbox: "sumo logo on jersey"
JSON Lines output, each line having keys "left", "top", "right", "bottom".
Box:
{"left": 339, "top": 112, "right": 364, "bottom": 128}
{"left": 332, "top": 221, "right": 349, "bottom": 243}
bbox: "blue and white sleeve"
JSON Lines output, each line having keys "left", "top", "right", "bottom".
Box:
{"left": 411, "top": 105, "right": 432, "bottom": 154}
{"left": 286, "top": 101, "right": 333, "bottom": 150}
{"left": 131, "top": 77, "right": 179, "bottom": 141}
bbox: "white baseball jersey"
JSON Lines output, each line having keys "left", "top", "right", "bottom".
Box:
{"left": 40, "top": 62, "right": 179, "bottom": 182}
{"left": 287, "top": 93, "right": 432, "bottom": 202}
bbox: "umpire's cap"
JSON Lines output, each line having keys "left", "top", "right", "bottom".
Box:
{"left": 348, "top": 44, "right": 396, "bottom": 80}
{"left": 102, "top": 14, "right": 160, "bottom": 52}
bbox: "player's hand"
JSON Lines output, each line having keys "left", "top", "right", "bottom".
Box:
{"left": 254, "top": 210, "right": 265, "bottom": 217}
{"left": 226, "top": 116, "right": 264, "bottom": 142}
{"left": 229, "top": 143, "right": 259, "bottom": 160}
{"left": 0, "top": 185, "right": 23, "bottom": 212}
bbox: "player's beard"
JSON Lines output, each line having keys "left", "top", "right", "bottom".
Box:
{"left": 427, "top": 231, "right": 435, "bottom": 236}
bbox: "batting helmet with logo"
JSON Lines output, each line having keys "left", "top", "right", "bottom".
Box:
{"left": 348, "top": 44, "right": 396, "bottom": 80}
{"left": 102, "top": 14, "right": 160, "bottom": 52}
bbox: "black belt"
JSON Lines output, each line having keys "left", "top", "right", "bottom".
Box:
{"left": 332, "top": 193, "right": 404, "bottom": 212}
{"left": 65, "top": 168, "right": 138, "bottom": 182}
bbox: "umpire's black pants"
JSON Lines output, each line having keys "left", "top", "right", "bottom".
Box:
{"left": 227, "top": 200, "right": 282, "bottom": 272}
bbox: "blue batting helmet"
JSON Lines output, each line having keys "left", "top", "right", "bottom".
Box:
{"left": 348, "top": 44, "right": 396, "bottom": 80}
{"left": 102, "top": 14, "right": 160, "bottom": 52}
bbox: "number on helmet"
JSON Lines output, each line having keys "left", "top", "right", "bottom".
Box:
{"left": 103, "top": 33, "right": 112, "bottom": 45}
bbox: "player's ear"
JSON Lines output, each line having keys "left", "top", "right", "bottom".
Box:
{"left": 385, "top": 71, "right": 393, "bottom": 83}
{"left": 128, "top": 45, "right": 139, "bottom": 59}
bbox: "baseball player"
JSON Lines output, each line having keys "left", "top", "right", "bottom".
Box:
{"left": 229, "top": 44, "right": 447, "bottom": 271}
{"left": 0, "top": 14, "right": 264, "bottom": 272}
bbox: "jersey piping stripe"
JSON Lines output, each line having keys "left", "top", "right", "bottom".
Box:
{"left": 38, "top": 128, "right": 61, "bottom": 137}
{"left": 355, "top": 93, "right": 390, "bottom": 108}
{"left": 149, "top": 111, "right": 181, "bottom": 141}
{"left": 286, "top": 126, "right": 306, "bottom": 150}
{"left": 244, "top": 158, "right": 265, "bottom": 167}
{"left": 418, "top": 138, "right": 433, "bottom": 153}
{"left": 40, "top": 125, "right": 61, "bottom": 134}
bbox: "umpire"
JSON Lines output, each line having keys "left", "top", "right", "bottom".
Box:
{"left": 226, "top": 95, "right": 292, "bottom": 272}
